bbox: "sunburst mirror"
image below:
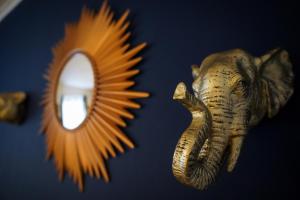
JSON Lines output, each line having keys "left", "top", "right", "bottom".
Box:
{"left": 41, "top": 1, "right": 148, "bottom": 191}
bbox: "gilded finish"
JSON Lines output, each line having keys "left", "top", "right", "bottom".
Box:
{"left": 0, "top": 92, "right": 26, "bottom": 123}
{"left": 172, "top": 48, "right": 294, "bottom": 190}
{"left": 41, "top": 1, "right": 148, "bottom": 191}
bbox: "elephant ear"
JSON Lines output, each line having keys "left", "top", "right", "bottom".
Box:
{"left": 258, "top": 48, "right": 294, "bottom": 118}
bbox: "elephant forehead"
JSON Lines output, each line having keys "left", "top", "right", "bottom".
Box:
{"left": 202, "top": 64, "right": 238, "bottom": 80}
{"left": 193, "top": 72, "right": 230, "bottom": 93}
{"left": 193, "top": 66, "right": 241, "bottom": 95}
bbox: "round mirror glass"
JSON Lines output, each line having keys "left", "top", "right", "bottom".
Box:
{"left": 56, "top": 52, "right": 94, "bottom": 130}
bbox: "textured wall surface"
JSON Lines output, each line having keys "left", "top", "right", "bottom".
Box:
{"left": 0, "top": 0, "right": 299, "bottom": 199}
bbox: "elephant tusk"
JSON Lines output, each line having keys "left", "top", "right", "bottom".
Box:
{"left": 227, "top": 136, "right": 244, "bottom": 172}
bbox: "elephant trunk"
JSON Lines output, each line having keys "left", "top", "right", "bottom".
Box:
{"left": 172, "top": 82, "right": 229, "bottom": 190}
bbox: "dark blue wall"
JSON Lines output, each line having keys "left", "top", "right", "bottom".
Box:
{"left": 0, "top": 0, "right": 299, "bottom": 199}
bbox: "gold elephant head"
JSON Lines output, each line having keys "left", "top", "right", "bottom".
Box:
{"left": 172, "top": 48, "right": 294, "bottom": 190}
{"left": 0, "top": 92, "right": 27, "bottom": 124}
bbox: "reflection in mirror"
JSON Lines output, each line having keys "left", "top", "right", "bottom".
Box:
{"left": 56, "top": 52, "right": 94, "bottom": 130}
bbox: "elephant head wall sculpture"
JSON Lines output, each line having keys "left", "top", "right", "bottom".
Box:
{"left": 0, "top": 92, "right": 26, "bottom": 124}
{"left": 172, "top": 48, "right": 294, "bottom": 190}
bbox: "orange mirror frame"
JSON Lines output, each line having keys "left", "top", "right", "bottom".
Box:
{"left": 41, "top": 1, "right": 149, "bottom": 191}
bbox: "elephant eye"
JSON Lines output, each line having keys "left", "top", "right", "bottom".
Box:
{"left": 231, "top": 80, "right": 249, "bottom": 97}
{"left": 238, "top": 80, "right": 248, "bottom": 89}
